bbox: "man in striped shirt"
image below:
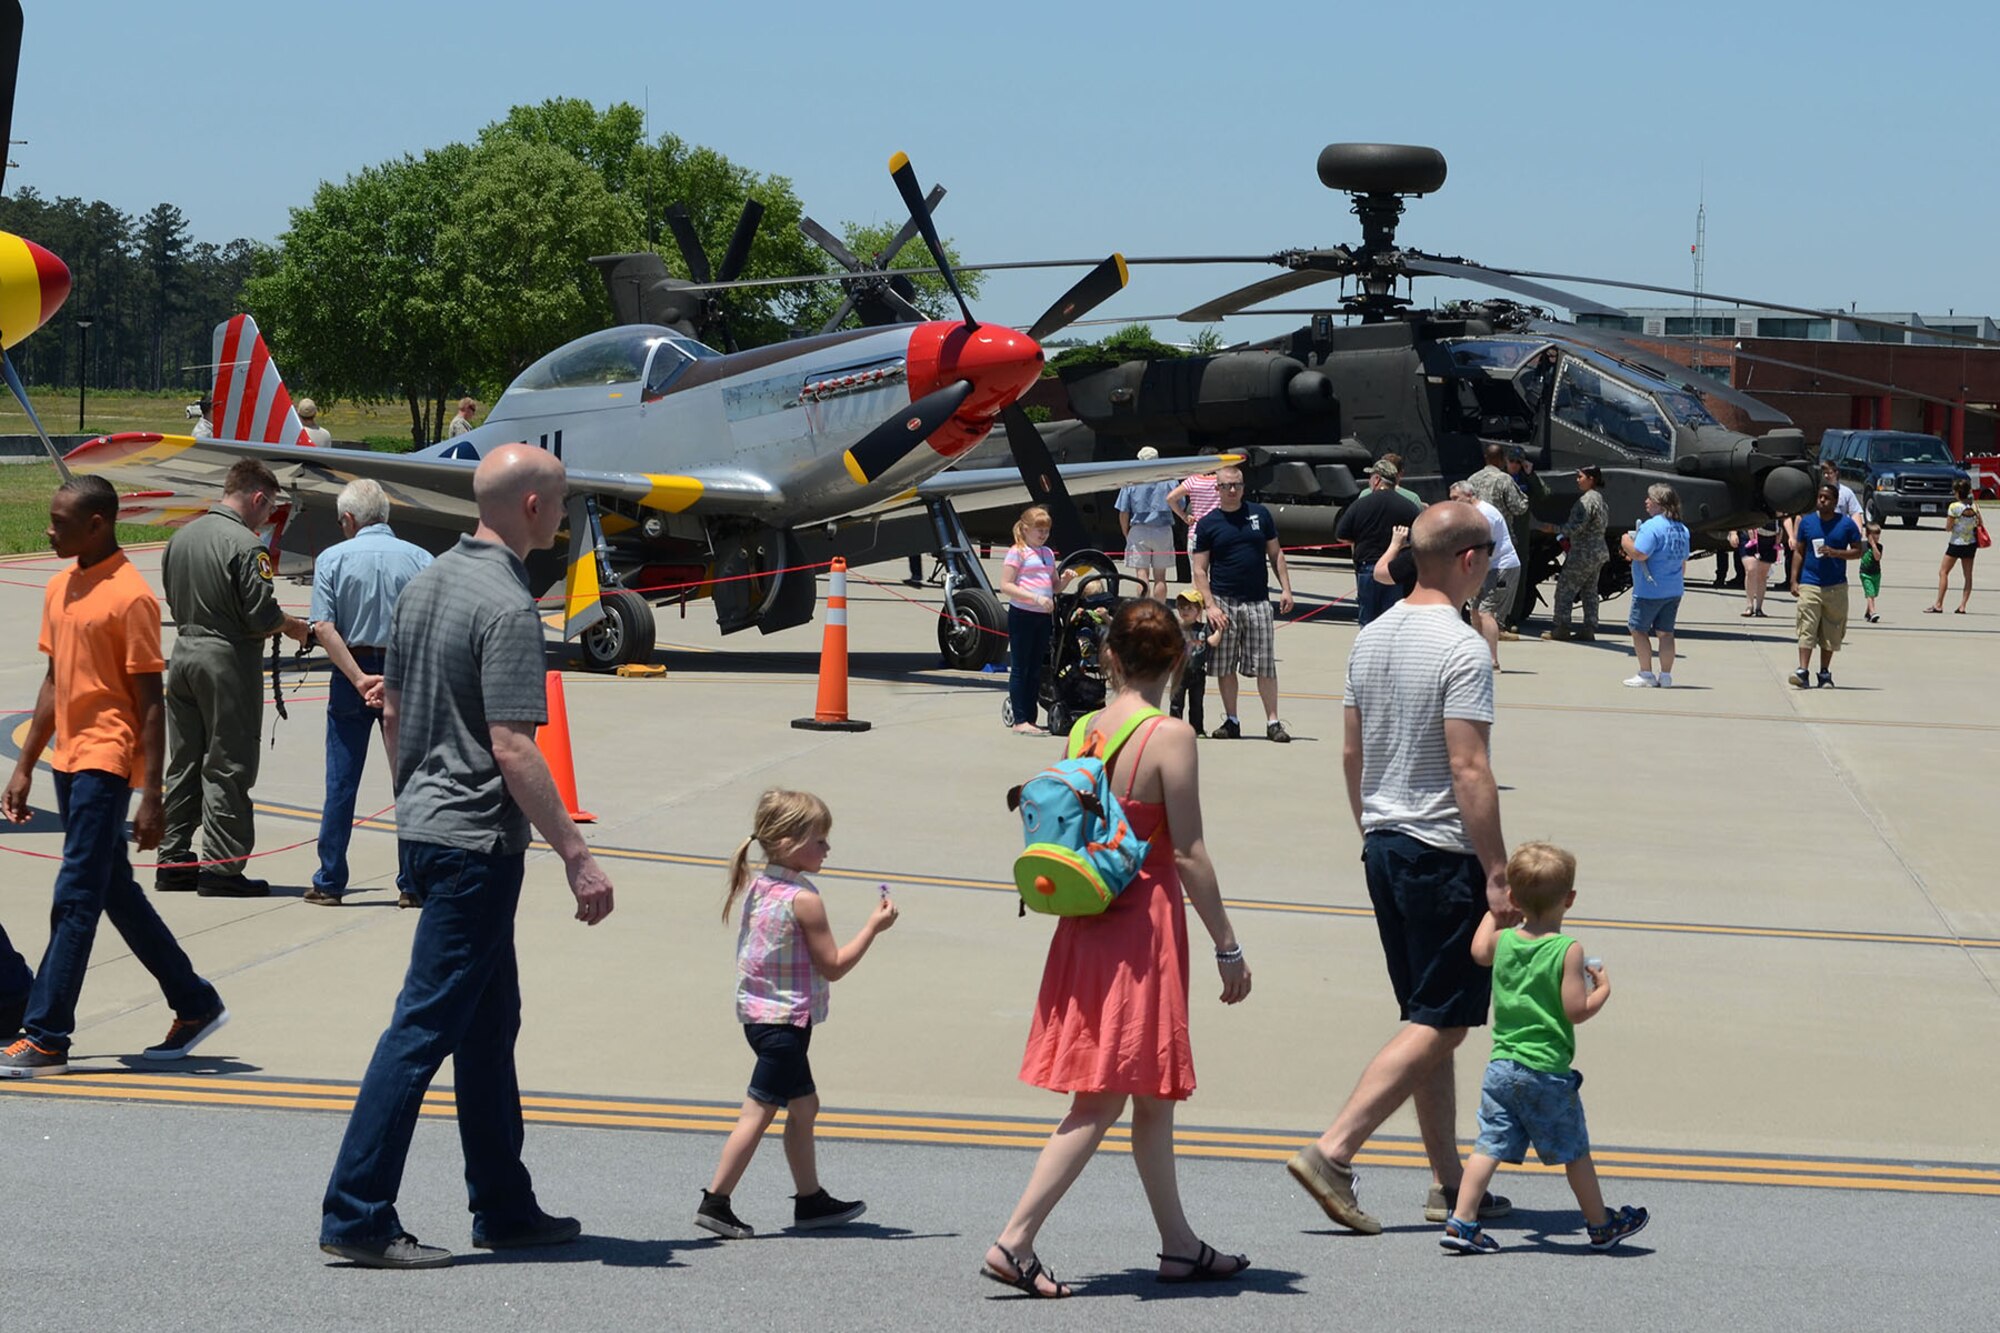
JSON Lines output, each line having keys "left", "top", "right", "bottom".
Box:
{"left": 1288, "top": 500, "right": 1517, "bottom": 1236}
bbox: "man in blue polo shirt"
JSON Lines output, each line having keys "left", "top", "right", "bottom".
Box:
{"left": 304, "top": 479, "right": 433, "bottom": 906}
{"left": 1789, "top": 481, "right": 1863, "bottom": 689}
{"left": 1191, "top": 464, "right": 1296, "bottom": 742}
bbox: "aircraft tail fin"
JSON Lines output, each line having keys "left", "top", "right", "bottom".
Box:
{"left": 210, "top": 314, "right": 317, "bottom": 447}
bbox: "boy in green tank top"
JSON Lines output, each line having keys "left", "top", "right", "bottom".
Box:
{"left": 1439, "top": 842, "right": 1650, "bottom": 1254}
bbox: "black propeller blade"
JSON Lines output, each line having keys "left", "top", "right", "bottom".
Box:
{"left": 716, "top": 200, "right": 764, "bottom": 285}
{"left": 803, "top": 185, "right": 944, "bottom": 332}
{"left": 840, "top": 379, "right": 974, "bottom": 486}
{"left": 662, "top": 204, "right": 710, "bottom": 285}
{"left": 0, "top": 0, "right": 18, "bottom": 199}
{"left": 1001, "top": 404, "right": 1091, "bottom": 557}
{"left": 889, "top": 152, "right": 975, "bottom": 329}
{"left": 1027, "top": 254, "right": 1130, "bottom": 342}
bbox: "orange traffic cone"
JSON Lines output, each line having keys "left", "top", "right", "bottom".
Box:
{"left": 792, "top": 558, "right": 871, "bottom": 732}
{"left": 537, "top": 670, "right": 597, "bottom": 821}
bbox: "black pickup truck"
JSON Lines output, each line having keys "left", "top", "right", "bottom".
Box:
{"left": 1818, "top": 430, "right": 1972, "bottom": 527}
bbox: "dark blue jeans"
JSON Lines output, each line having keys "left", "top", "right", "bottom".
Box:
{"left": 1006, "top": 606, "right": 1053, "bottom": 728}
{"left": 313, "top": 653, "right": 406, "bottom": 894}
{"left": 1355, "top": 573, "right": 1406, "bottom": 627}
{"left": 25, "top": 769, "right": 219, "bottom": 1052}
{"left": 320, "top": 841, "right": 541, "bottom": 1245}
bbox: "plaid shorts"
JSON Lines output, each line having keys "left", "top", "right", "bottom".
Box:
{"left": 1213, "top": 595, "right": 1276, "bottom": 677}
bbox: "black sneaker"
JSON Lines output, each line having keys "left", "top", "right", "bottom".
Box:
{"left": 154, "top": 861, "right": 199, "bottom": 892}
{"left": 1587, "top": 1204, "right": 1650, "bottom": 1250}
{"left": 1210, "top": 719, "right": 1241, "bottom": 740}
{"left": 320, "top": 1232, "right": 453, "bottom": 1269}
{"left": 793, "top": 1187, "right": 866, "bottom": 1230}
{"left": 1817, "top": 669, "right": 1834, "bottom": 689}
{"left": 142, "top": 1006, "right": 228, "bottom": 1060}
{"left": 1266, "top": 721, "right": 1291, "bottom": 743}
{"left": 197, "top": 872, "right": 269, "bottom": 898}
{"left": 694, "top": 1189, "right": 754, "bottom": 1239}
{"left": 0, "top": 1036, "right": 68, "bottom": 1078}
{"left": 471, "top": 1212, "right": 581, "bottom": 1250}
{"left": 1789, "top": 668, "right": 1811, "bottom": 689}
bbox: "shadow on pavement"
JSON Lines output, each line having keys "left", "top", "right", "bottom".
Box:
{"left": 456, "top": 1233, "right": 716, "bottom": 1269}
{"left": 778, "top": 1223, "right": 959, "bottom": 1242}
{"left": 1065, "top": 1263, "right": 1309, "bottom": 1301}
{"left": 103, "top": 1055, "right": 265, "bottom": 1076}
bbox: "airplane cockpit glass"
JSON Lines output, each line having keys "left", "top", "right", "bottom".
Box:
{"left": 1869, "top": 436, "right": 1953, "bottom": 465}
{"left": 513, "top": 327, "right": 657, "bottom": 391}
{"left": 643, "top": 339, "right": 697, "bottom": 401}
{"left": 1552, "top": 360, "right": 1673, "bottom": 457}
{"left": 1444, "top": 339, "right": 1541, "bottom": 372}
{"left": 1657, "top": 388, "right": 1720, "bottom": 428}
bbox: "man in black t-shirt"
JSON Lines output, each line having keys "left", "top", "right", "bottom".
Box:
{"left": 1192, "top": 465, "right": 1297, "bottom": 742}
{"left": 1335, "top": 459, "right": 1423, "bottom": 626}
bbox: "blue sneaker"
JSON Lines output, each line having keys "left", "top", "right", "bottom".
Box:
{"left": 1588, "top": 1204, "right": 1650, "bottom": 1250}
{"left": 1439, "top": 1215, "right": 1498, "bottom": 1254}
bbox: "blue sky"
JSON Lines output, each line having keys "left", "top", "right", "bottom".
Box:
{"left": 16, "top": 0, "right": 1995, "bottom": 341}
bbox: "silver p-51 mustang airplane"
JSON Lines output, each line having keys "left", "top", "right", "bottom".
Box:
{"left": 64, "top": 156, "right": 1206, "bottom": 670}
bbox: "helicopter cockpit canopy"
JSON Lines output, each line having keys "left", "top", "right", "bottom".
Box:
{"left": 1436, "top": 335, "right": 1722, "bottom": 460}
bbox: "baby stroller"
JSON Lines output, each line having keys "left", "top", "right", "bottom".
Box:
{"left": 1001, "top": 550, "right": 1148, "bottom": 737}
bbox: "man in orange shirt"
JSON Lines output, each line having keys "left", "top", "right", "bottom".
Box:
{"left": 0, "top": 477, "right": 228, "bottom": 1078}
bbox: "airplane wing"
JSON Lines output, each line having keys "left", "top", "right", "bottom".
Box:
{"left": 64, "top": 432, "right": 785, "bottom": 525}
{"left": 893, "top": 453, "right": 1242, "bottom": 514}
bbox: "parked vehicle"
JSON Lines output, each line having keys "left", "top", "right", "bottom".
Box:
{"left": 1819, "top": 430, "right": 1972, "bottom": 527}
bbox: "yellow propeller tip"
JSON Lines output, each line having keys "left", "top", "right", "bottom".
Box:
{"left": 889, "top": 151, "right": 910, "bottom": 173}
{"left": 1113, "top": 254, "right": 1130, "bottom": 287}
{"left": 842, "top": 450, "right": 871, "bottom": 487}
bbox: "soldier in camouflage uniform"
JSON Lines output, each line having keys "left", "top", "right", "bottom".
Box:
{"left": 155, "top": 460, "right": 309, "bottom": 897}
{"left": 1544, "top": 465, "right": 1610, "bottom": 641}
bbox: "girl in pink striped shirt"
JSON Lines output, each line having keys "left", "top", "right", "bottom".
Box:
{"left": 695, "top": 790, "right": 899, "bottom": 1241}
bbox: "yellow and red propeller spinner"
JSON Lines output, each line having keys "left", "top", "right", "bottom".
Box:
{"left": 0, "top": 230, "right": 68, "bottom": 349}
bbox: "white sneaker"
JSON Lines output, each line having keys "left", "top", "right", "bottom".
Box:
{"left": 1622, "top": 672, "right": 1657, "bottom": 688}
{"left": 1656, "top": 672, "right": 1673, "bottom": 688}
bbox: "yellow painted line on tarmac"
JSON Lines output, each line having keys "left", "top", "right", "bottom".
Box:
{"left": 9, "top": 1073, "right": 1998, "bottom": 1197}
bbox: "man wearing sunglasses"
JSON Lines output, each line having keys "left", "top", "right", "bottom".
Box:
{"left": 1190, "top": 465, "right": 1296, "bottom": 742}
{"left": 1290, "top": 500, "right": 1515, "bottom": 1235}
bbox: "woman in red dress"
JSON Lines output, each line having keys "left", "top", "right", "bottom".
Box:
{"left": 982, "top": 600, "right": 1253, "bottom": 1299}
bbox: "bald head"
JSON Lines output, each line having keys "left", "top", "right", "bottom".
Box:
{"left": 472, "top": 443, "right": 567, "bottom": 555}
{"left": 1411, "top": 499, "right": 1492, "bottom": 578}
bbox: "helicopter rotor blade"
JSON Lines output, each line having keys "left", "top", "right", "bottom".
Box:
{"left": 1403, "top": 255, "right": 1629, "bottom": 319}
{"left": 889, "top": 152, "right": 976, "bottom": 329}
{"left": 840, "top": 379, "right": 975, "bottom": 486}
{"left": 1527, "top": 318, "right": 1793, "bottom": 426}
{"left": 875, "top": 184, "right": 944, "bottom": 270}
{"left": 715, "top": 200, "right": 765, "bottom": 284}
{"left": 662, "top": 204, "right": 711, "bottom": 286}
{"left": 1178, "top": 268, "right": 1343, "bottom": 323}
{"left": 800, "top": 215, "right": 863, "bottom": 273}
{"left": 1027, "top": 255, "right": 1130, "bottom": 342}
{"left": 1488, "top": 267, "right": 2000, "bottom": 351}
{"left": 1001, "top": 403, "right": 1091, "bottom": 557}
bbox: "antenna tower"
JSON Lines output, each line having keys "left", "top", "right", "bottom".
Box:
{"left": 1690, "top": 191, "right": 1706, "bottom": 373}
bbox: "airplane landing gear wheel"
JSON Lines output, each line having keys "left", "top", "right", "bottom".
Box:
{"left": 939, "top": 586, "right": 1006, "bottom": 670}
{"left": 579, "top": 589, "right": 657, "bottom": 671}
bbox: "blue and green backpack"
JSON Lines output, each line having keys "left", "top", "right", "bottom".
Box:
{"left": 1005, "top": 708, "right": 1162, "bottom": 917}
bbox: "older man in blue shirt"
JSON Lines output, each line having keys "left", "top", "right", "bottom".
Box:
{"left": 305, "top": 480, "right": 433, "bottom": 906}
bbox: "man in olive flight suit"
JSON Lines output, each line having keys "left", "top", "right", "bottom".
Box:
{"left": 155, "top": 459, "right": 309, "bottom": 897}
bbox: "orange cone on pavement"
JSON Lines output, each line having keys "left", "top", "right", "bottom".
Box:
{"left": 537, "top": 669, "right": 597, "bottom": 821}
{"left": 793, "top": 558, "right": 871, "bottom": 732}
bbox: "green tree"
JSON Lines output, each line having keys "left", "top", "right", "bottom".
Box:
{"left": 1048, "top": 322, "right": 1188, "bottom": 375}
{"left": 138, "top": 202, "right": 189, "bottom": 390}
{"left": 1188, "top": 325, "right": 1224, "bottom": 355}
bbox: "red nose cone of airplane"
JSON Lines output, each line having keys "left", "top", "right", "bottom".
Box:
{"left": 0, "top": 234, "right": 72, "bottom": 349}
{"left": 905, "top": 320, "right": 1044, "bottom": 459}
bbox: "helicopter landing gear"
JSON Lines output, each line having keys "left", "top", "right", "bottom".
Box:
{"left": 925, "top": 496, "right": 1009, "bottom": 670}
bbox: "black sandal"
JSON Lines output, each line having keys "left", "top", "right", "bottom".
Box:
{"left": 981, "top": 1242, "right": 1072, "bottom": 1298}
{"left": 1156, "top": 1239, "right": 1251, "bottom": 1284}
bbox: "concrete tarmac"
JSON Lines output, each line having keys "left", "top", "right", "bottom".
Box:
{"left": 1, "top": 530, "right": 1996, "bottom": 1323}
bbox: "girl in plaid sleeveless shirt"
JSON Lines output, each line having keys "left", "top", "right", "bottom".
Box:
{"left": 695, "top": 790, "right": 899, "bottom": 1241}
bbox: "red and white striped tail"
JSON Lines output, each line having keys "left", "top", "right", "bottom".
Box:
{"left": 209, "top": 314, "right": 316, "bottom": 447}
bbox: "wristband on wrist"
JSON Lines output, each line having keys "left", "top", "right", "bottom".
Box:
{"left": 1215, "top": 945, "right": 1244, "bottom": 964}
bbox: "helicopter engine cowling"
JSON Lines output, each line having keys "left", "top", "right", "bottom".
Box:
{"left": 1061, "top": 353, "right": 1337, "bottom": 435}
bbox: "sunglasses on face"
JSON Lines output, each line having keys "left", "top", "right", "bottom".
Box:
{"left": 1458, "top": 540, "right": 1496, "bottom": 558}
{"left": 1215, "top": 482, "right": 1244, "bottom": 491}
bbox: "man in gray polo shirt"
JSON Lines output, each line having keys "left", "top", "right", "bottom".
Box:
{"left": 1288, "top": 500, "right": 1517, "bottom": 1236}
{"left": 319, "top": 445, "right": 615, "bottom": 1270}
